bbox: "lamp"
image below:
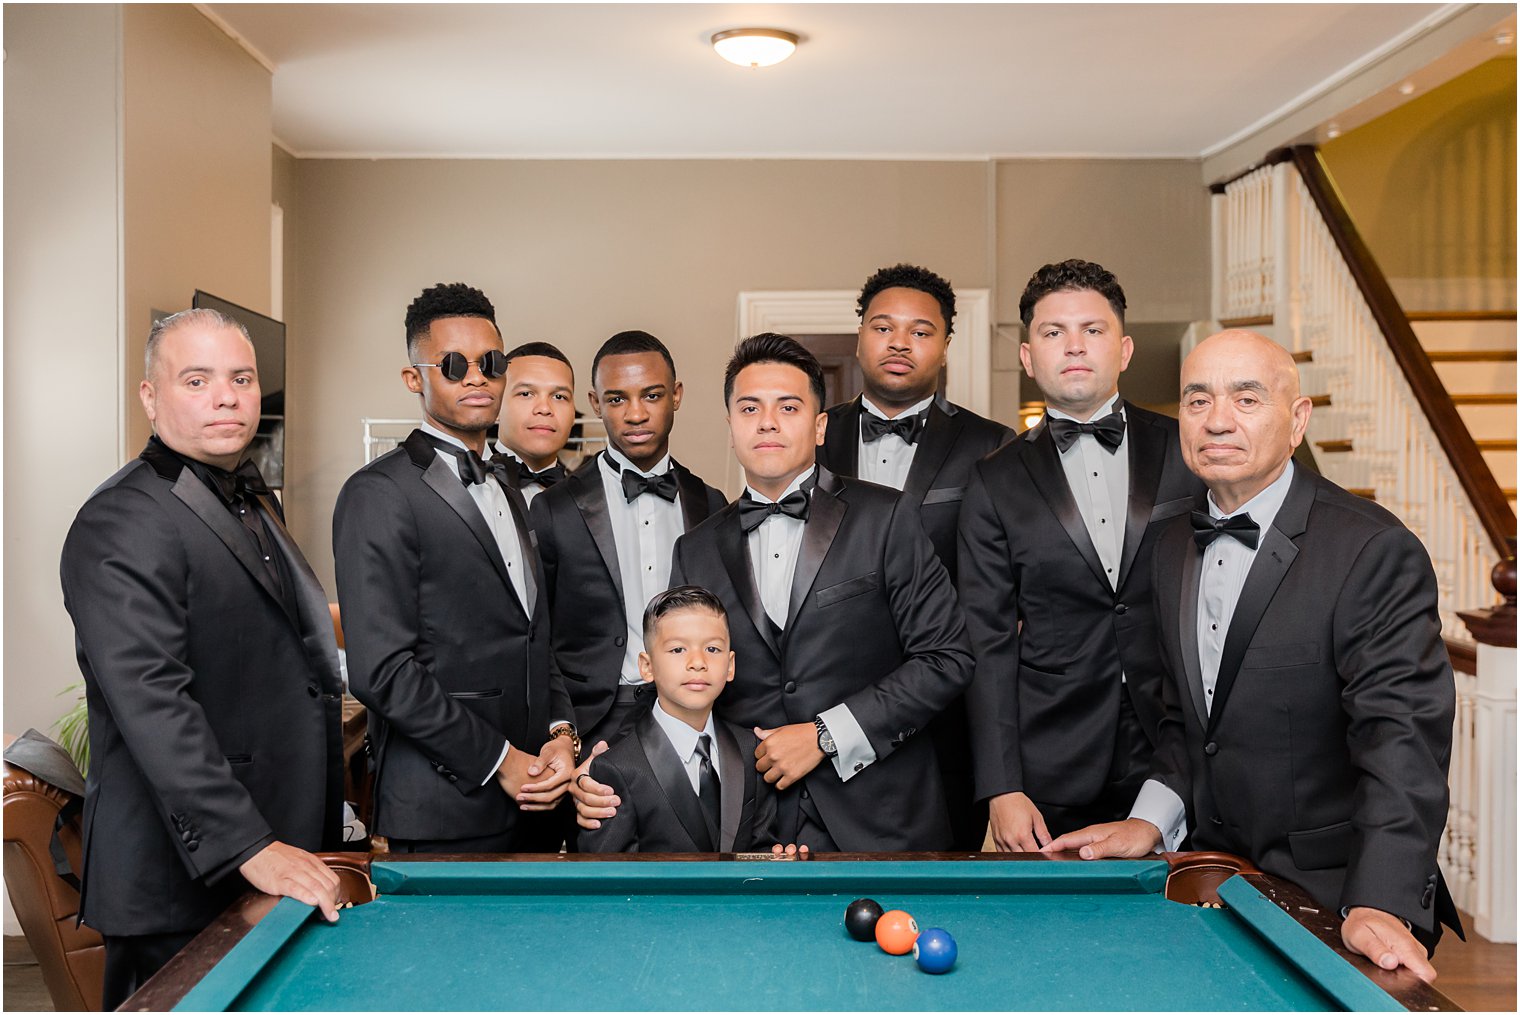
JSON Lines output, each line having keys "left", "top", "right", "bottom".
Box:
{"left": 711, "top": 28, "right": 799, "bottom": 68}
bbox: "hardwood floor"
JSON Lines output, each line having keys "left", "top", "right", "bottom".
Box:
{"left": 4, "top": 911, "right": 1514, "bottom": 1011}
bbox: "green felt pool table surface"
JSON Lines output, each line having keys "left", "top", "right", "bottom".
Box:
{"left": 123, "top": 853, "right": 1458, "bottom": 1012}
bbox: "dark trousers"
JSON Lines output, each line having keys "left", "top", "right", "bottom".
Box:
{"left": 103, "top": 929, "right": 198, "bottom": 1010}
{"left": 775, "top": 785, "right": 839, "bottom": 852}
{"left": 1037, "top": 690, "right": 1151, "bottom": 840}
{"left": 926, "top": 696, "right": 988, "bottom": 850}
{"left": 387, "top": 820, "right": 560, "bottom": 855}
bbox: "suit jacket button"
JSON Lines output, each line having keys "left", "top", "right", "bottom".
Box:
{"left": 306, "top": 684, "right": 320, "bottom": 697}
{"left": 1114, "top": 603, "right": 1128, "bottom": 615}
{"left": 187, "top": 840, "right": 198, "bottom": 852}
{"left": 800, "top": 788, "right": 810, "bottom": 800}
{"left": 783, "top": 681, "right": 796, "bottom": 693}
{"left": 181, "top": 830, "right": 193, "bottom": 843}
{"left": 614, "top": 635, "right": 626, "bottom": 648}
{"left": 1204, "top": 741, "right": 1219, "bottom": 756}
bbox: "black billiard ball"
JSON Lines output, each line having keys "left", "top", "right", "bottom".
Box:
{"left": 845, "top": 898, "right": 885, "bottom": 940}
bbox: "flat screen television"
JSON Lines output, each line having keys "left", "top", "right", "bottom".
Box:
{"left": 191, "top": 290, "right": 286, "bottom": 489}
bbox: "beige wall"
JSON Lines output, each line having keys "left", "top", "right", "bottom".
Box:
{"left": 121, "top": 3, "right": 275, "bottom": 452}
{"left": 1322, "top": 57, "right": 1516, "bottom": 311}
{"left": 280, "top": 159, "right": 993, "bottom": 587}
{"left": 3, "top": 1, "right": 124, "bottom": 939}
{"left": 991, "top": 159, "right": 1211, "bottom": 419}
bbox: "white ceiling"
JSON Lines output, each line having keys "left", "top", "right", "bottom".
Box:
{"left": 206, "top": 3, "right": 1460, "bottom": 159}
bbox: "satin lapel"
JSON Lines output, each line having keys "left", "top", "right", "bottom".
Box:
{"left": 1206, "top": 473, "right": 1311, "bottom": 733}
{"left": 256, "top": 498, "right": 343, "bottom": 688}
{"left": 418, "top": 455, "right": 519, "bottom": 605}
{"left": 634, "top": 711, "right": 715, "bottom": 852}
{"left": 715, "top": 722, "right": 745, "bottom": 851}
{"left": 1024, "top": 425, "right": 1107, "bottom": 587}
{"left": 1117, "top": 412, "right": 1165, "bottom": 587}
{"left": 673, "top": 461, "right": 713, "bottom": 530}
{"left": 822, "top": 399, "right": 862, "bottom": 476}
{"left": 170, "top": 472, "right": 286, "bottom": 612}
{"left": 496, "top": 476, "right": 539, "bottom": 617}
{"left": 1176, "top": 531, "right": 1209, "bottom": 726}
{"left": 569, "top": 465, "right": 623, "bottom": 610}
{"left": 901, "top": 399, "right": 962, "bottom": 502}
{"left": 785, "top": 470, "right": 845, "bottom": 631}
{"left": 716, "top": 509, "right": 779, "bottom": 659}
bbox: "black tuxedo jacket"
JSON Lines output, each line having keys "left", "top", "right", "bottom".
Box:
{"left": 59, "top": 442, "right": 343, "bottom": 936}
{"left": 333, "top": 430, "right": 571, "bottom": 841}
{"left": 818, "top": 396, "right": 1013, "bottom": 581}
{"left": 958, "top": 405, "right": 1203, "bottom": 806}
{"left": 577, "top": 709, "right": 777, "bottom": 852}
{"left": 528, "top": 455, "right": 726, "bottom": 740}
{"left": 670, "top": 467, "right": 974, "bottom": 850}
{"left": 1149, "top": 467, "right": 1457, "bottom": 934}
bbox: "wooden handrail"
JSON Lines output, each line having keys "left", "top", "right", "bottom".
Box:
{"left": 1282, "top": 145, "right": 1517, "bottom": 553}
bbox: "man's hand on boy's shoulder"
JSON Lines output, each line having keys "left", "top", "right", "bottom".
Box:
{"left": 570, "top": 740, "right": 621, "bottom": 829}
{"left": 753, "top": 724, "right": 825, "bottom": 789}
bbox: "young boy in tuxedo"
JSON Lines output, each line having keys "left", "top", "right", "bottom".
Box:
{"left": 578, "top": 586, "right": 796, "bottom": 854}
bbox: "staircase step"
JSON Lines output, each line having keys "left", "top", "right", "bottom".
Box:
{"left": 1430, "top": 359, "right": 1517, "bottom": 395}
{"left": 1456, "top": 403, "right": 1518, "bottom": 442}
{"left": 1475, "top": 439, "right": 1517, "bottom": 451}
{"left": 1483, "top": 449, "right": 1516, "bottom": 488}
{"left": 1450, "top": 393, "right": 1516, "bottom": 405}
{"left": 1291, "top": 350, "right": 1313, "bottom": 363}
{"left": 1348, "top": 488, "right": 1377, "bottom": 500}
{"left": 1425, "top": 349, "right": 1516, "bottom": 362}
{"left": 1406, "top": 311, "right": 1517, "bottom": 321}
{"left": 1411, "top": 319, "right": 1516, "bottom": 352}
{"left": 1316, "top": 439, "right": 1354, "bottom": 453}
{"left": 1309, "top": 394, "right": 1331, "bottom": 407}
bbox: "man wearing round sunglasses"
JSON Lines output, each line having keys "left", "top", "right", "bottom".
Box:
{"left": 333, "top": 282, "right": 577, "bottom": 853}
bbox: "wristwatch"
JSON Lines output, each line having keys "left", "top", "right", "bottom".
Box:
{"left": 814, "top": 716, "right": 838, "bottom": 758}
{"left": 548, "top": 722, "right": 581, "bottom": 762}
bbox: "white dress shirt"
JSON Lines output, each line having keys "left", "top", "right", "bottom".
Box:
{"left": 1129, "top": 462, "right": 1297, "bottom": 850}
{"left": 857, "top": 394, "right": 934, "bottom": 491}
{"left": 650, "top": 699, "right": 722, "bottom": 795}
{"left": 744, "top": 466, "right": 875, "bottom": 784}
{"left": 600, "top": 446, "right": 685, "bottom": 684}
{"left": 1048, "top": 394, "right": 1128, "bottom": 591}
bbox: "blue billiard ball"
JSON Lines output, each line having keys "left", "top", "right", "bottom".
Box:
{"left": 912, "top": 927, "right": 956, "bottom": 974}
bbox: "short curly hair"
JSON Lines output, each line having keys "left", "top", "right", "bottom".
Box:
{"left": 857, "top": 263, "right": 956, "bottom": 336}
{"left": 1018, "top": 260, "right": 1127, "bottom": 330}
{"left": 404, "top": 282, "right": 501, "bottom": 354}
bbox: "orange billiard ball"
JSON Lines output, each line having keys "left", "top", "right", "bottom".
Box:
{"left": 875, "top": 909, "right": 919, "bottom": 954}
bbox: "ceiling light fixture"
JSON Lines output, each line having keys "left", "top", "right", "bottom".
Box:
{"left": 1326, "top": 123, "right": 1342, "bottom": 140}
{"left": 1495, "top": 30, "right": 1515, "bottom": 45}
{"left": 711, "top": 28, "right": 799, "bottom": 68}
{"left": 1398, "top": 80, "right": 1416, "bottom": 96}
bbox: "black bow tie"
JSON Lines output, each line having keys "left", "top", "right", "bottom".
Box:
{"left": 860, "top": 411, "right": 928, "bottom": 445}
{"left": 621, "top": 469, "right": 679, "bottom": 503}
{"left": 204, "top": 458, "right": 270, "bottom": 505}
{"left": 519, "top": 462, "right": 566, "bottom": 490}
{"left": 1048, "top": 410, "right": 1126, "bottom": 453}
{"left": 1191, "top": 510, "right": 1261, "bottom": 550}
{"left": 738, "top": 489, "right": 810, "bottom": 532}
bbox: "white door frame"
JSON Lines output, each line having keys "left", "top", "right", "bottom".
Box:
{"left": 735, "top": 289, "right": 993, "bottom": 417}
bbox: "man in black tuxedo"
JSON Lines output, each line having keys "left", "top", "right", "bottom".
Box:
{"left": 1047, "top": 330, "right": 1459, "bottom": 982}
{"left": 532, "top": 332, "right": 726, "bottom": 775}
{"left": 818, "top": 263, "right": 1013, "bottom": 849}
{"left": 491, "top": 342, "right": 576, "bottom": 505}
{"left": 581, "top": 334, "right": 974, "bottom": 850}
{"left": 960, "top": 260, "right": 1203, "bottom": 848}
{"left": 60, "top": 309, "right": 343, "bottom": 1008}
{"left": 333, "top": 283, "right": 577, "bottom": 853}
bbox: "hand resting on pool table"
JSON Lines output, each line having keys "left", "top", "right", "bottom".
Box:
{"left": 1044, "top": 819, "right": 1440, "bottom": 984}
{"left": 239, "top": 841, "right": 342, "bottom": 923}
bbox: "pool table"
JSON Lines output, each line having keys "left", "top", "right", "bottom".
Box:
{"left": 121, "top": 851, "right": 1457, "bottom": 1012}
